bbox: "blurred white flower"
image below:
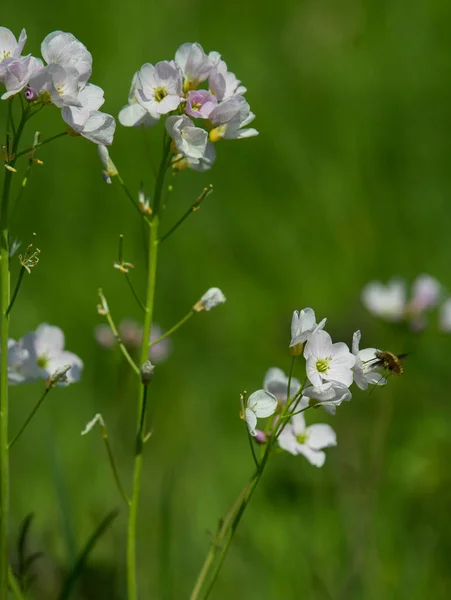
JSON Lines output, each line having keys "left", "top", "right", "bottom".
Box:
{"left": 244, "top": 389, "right": 278, "bottom": 437}
{"left": 263, "top": 367, "right": 300, "bottom": 405}
{"left": 304, "top": 330, "right": 355, "bottom": 388}
{"left": 439, "top": 298, "right": 451, "bottom": 332}
{"left": 6, "top": 339, "right": 30, "bottom": 384}
{"left": 94, "top": 320, "right": 171, "bottom": 363}
{"left": 301, "top": 381, "right": 352, "bottom": 415}
{"left": 18, "top": 324, "right": 83, "bottom": 385}
{"left": 361, "top": 278, "right": 406, "bottom": 321}
{"left": 194, "top": 287, "right": 226, "bottom": 312}
{"left": 351, "top": 330, "right": 386, "bottom": 390}
{"left": 278, "top": 412, "right": 336, "bottom": 467}
{"left": 290, "top": 307, "right": 326, "bottom": 349}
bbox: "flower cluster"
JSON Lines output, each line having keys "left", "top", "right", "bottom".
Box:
{"left": 243, "top": 308, "right": 388, "bottom": 467}
{"left": 119, "top": 42, "right": 258, "bottom": 171}
{"left": 0, "top": 26, "right": 115, "bottom": 145}
{"left": 362, "top": 274, "right": 450, "bottom": 332}
{"left": 6, "top": 323, "right": 82, "bottom": 386}
{"left": 95, "top": 319, "right": 171, "bottom": 364}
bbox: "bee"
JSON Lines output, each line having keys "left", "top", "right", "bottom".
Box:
{"left": 371, "top": 351, "right": 408, "bottom": 375}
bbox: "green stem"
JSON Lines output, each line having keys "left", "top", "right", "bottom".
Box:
{"left": 149, "top": 311, "right": 194, "bottom": 347}
{"left": 6, "top": 266, "right": 25, "bottom": 317}
{"left": 8, "top": 388, "right": 50, "bottom": 449}
{"left": 159, "top": 185, "right": 213, "bottom": 243}
{"left": 98, "top": 289, "right": 140, "bottom": 377}
{"left": 8, "top": 566, "right": 26, "bottom": 600}
{"left": 14, "top": 131, "right": 67, "bottom": 159}
{"left": 0, "top": 105, "right": 28, "bottom": 600}
{"left": 117, "top": 175, "right": 149, "bottom": 221}
{"left": 127, "top": 142, "right": 171, "bottom": 600}
{"left": 100, "top": 423, "right": 131, "bottom": 507}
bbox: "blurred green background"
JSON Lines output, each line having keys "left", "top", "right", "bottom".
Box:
{"left": 2, "top": 0, "right": 451, "bottom": 598}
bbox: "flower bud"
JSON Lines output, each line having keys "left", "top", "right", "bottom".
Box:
{"left": 140, "top": 360, "right": 155, "bottom": 385}
{"left": 24, "top": 87, "right": 38, "bottom": 102}
{"left": 193, "top": 287, "right": 226, "bottom": 312}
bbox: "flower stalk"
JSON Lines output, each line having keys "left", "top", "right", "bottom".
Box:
{"left": 126, "top": 142, "right": 171, "bottom": 600}
{"left": 0, "top": 100, "right": 29, "bottom": 599}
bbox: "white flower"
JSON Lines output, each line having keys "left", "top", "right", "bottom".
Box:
{"left": 408, "top": 274, "right": 441, "bottom": 313}
{"left": 18, "top": 323, "right": 83, "bottom": 385}
{"left": 1, "top": 55, "right": 43, "bottom": 99}
{"left": 263, "top": 367, "right": 301, "bottom": 404}
{"left": 439, "top": 298, "right": 451, "bottom": 332}
{"left": 61, "top": 83, "right": 116, "bottom": 145}
{"left": 304, "top": 330, "right": 355, "bottom": 388}
{"left": 301, "top": 381, "right": 352, "bottom": 415}
{"left": 0, "top": 27, "right": 27, "bottom": 69}
{"left": 208, "top": 52, "right": 247, "bottom": 101}
{"left": 118, "top": 71, "right": 160, "bottom": 128}
{"left": 137, "top": 61, "right": 183, "bottom": 116}
{"left": 209, "top": 96, "right": 258, "bottom": 141}
{"left": 278, "top": 412, "right": 336, "bottom": 467}
{"left": 41, "top": 30, "right": 92, "bottom": 87}
{"left": 166, "top": 115, "right": 207, "bottom": 161}
{"left": 290, "top": 307, "right": 326, "bottom": 348}
{"left": 351, "top": 330, "right": 386, "bottom": 390}
{"left": 175, "top": 42, "right": 212, "bottom": 90}
{"left": 28, "top": 63, "right": 82, "bottom": 107}
{"left": 194, "top": 287, "right": 226, "bottom": 312}
{"left": 244, "top": 389, "right": 278, "bottom": 437}
{"left": 6, "top": 339, "right": 30, "bottom": 385}
{"left": 81, "top": 413, "right": 105, "bottom": 435}
{"left": 172, "top": 142, "right": 216, "bottom": 173}
{"left": 362, "top": 278, "right": 406, "bottom": 321}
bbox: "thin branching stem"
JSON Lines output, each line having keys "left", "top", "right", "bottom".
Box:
{"left": 149, "top": 311, "right": 194, "bottom": 347}
{"left": 14, "top": 131, "right": 67, "bottom": 159}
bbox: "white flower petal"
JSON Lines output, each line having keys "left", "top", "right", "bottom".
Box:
{"left": 307, "top": 424, "right": 337, "bottom": 450}
{"left": 247, "top": 389, "right": 278, "bottom": 418}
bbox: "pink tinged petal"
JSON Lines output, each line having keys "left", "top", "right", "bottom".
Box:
{"left": 247, "top": 390, "right": 278, "bottom": 418}
{"left": 410, "top": 274, "right": 441, "bottom": 312}
{"left": 245, "top": 407, "right": 257, "bottom": 436}
{"left": 291, "top": 412, "right": 307, "bottom": 437}
{"left": 307, "top": 424, "right": 337, "bottom": 450}
{"left": 439, "top": 298, "right": 451, "bottom": 332}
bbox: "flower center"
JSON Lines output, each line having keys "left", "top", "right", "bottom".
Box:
{"left": 316, "top": 357, "right": 331, "bottom": 373}
{"left": 37, "top": 354, "right": 49, "bottom": 369}
{"left": 1, "top": 50, "right": 11, "bottom": 60}
{"left": 296, "top": 432, "right": 308, "bottom": 444}
{"left": 154, "top": 86, "right": 168, "bottom": 102}
{"left": 192, "top": 101, "right": 202, "bottom": 111}
{"left": 56, "top": 82, "right": 66, "bottom": 96}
